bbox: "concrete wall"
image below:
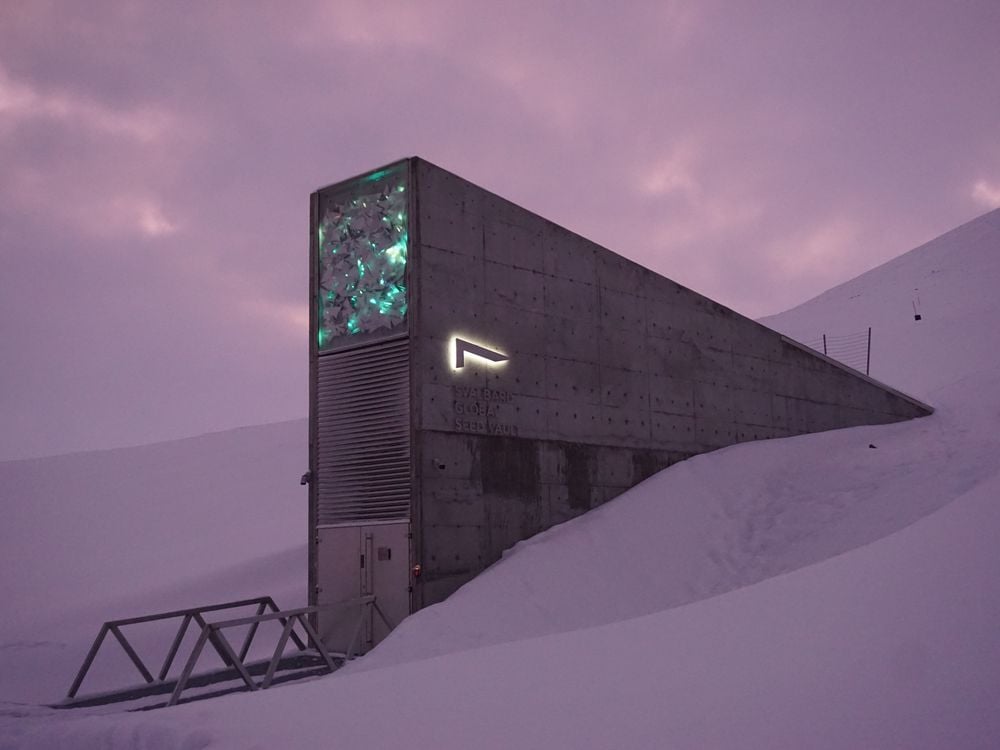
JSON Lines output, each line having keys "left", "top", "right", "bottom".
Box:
{"left": 408, "top": 158, "right": 930, "bottom": 608}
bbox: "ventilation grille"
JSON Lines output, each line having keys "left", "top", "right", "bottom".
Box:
{"left": 316, "top": 337, "right": 411, "bottom": 525}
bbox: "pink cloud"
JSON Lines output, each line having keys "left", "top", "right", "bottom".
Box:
{"left": 972, "top": 180, "right": 1000, "bottom": 209}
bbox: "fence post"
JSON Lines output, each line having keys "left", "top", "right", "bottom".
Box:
{"left": 866, "top": 327, "right": 871, "bottom": 375}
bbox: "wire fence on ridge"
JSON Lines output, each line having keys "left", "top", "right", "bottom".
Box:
{"left": 800, "top": 327, "right": 872, "bottom": 375}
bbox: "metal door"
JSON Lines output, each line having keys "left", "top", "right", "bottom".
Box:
{"left": 361, "top": 522, "right": 410, "bottom": 649}
{"left": 315, "top": 525, "right": 362, "bottom": 653}
{"left": 316, "top": 522, "right": 409, "bottom": 654}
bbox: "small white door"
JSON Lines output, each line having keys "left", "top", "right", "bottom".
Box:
{"left": 361, "top": 522, "right": 410, "bottom": 649}
{"left": 315, "top": 525, "right": 362, "bottom": 654}
{"left": 316, "top": 521, "right": 410, "bottom": 655}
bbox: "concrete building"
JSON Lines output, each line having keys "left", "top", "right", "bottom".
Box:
{"left": 307, "top": 157, "right": 932, "bottom": 654}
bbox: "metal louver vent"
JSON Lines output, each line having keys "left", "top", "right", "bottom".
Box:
{"left": 316, "top": 337, "right": 410, "bottom": 525}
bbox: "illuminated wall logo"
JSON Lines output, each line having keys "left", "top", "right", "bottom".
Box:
{"left": 450, "top": 337, "right": 516, "bottom": 436}
{"left": 452, "top": 337, "right": 509, "bottom": 370}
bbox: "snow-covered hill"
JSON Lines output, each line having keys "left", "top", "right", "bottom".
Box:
{"left": 0, "top": 420, "right": 307, "bottom": 630}
{"left": 2, "top": 208, "right": 999, "bottom": 748}
{"left": 0, "top": 421, "right": 308, "bottom": 705}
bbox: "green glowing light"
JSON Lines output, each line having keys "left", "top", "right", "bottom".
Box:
{"left": 316, "top": 172, "right": 408, "bottom": 347}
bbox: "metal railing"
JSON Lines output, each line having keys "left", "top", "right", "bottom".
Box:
{"left": 166, "top": 605, "right": 334, "bottom": 706}
{"left": 66, "top": 596, "right": 334, "bottom": 707}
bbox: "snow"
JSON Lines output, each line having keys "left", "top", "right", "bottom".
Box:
{"left": 0, "top": 422, "right": 308, "bottom": 706}
{"left": 2, "top": 207, "right": 999, "bottom": 748}
{"left": 0, "top": 421, "right": 306, "bottom": 632}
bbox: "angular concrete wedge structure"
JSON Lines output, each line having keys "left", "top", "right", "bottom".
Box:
{"left": 307, "top": 157, "right": 932, "bottom": 654}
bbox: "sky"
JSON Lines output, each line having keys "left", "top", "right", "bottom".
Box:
{"left": 1, "top": 0, "right": 999, "bottom": 460}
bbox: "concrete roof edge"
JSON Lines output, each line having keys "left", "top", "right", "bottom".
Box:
{"left": 311, "top": 157, "right": 416, "bottom": 194}
{"left": 779, "top": 335, "right": 934, "bottom": 415}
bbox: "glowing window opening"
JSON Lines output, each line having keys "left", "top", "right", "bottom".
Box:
{"left": 316, "top": 168, "right": 408, "bottom": 349}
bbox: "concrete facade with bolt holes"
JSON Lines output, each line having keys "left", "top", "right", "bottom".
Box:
{"left": 307, "top": 157, "right": 932, "bottom": 654}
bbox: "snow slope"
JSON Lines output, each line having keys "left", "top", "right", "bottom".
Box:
{"left": 0, "top": 421, "right": 308, "bottom": 704}
{"left": 0, "top": 419, "right": 307, "bottom": 623}
{"left": 2, "top": 207, "right": 999, "bottom": 748}
{"left": 11, "top": 462, "right": 1000, "bottom": 749}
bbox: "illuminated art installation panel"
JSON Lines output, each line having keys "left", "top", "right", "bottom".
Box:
{"left": 317, "top": 166, "right": 408, "bottom": 349}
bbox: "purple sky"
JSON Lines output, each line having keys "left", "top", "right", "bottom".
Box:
{"left": 2, "top": 1, "right": 999, "bottom": 460}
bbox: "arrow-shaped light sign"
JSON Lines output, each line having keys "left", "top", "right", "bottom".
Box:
{"left": 453, "top": 337, "right": 509, "bottom": 369}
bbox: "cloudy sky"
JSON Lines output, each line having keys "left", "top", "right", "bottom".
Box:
{"left": 2, "top": 1, "right": 999, "bottom": 460}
